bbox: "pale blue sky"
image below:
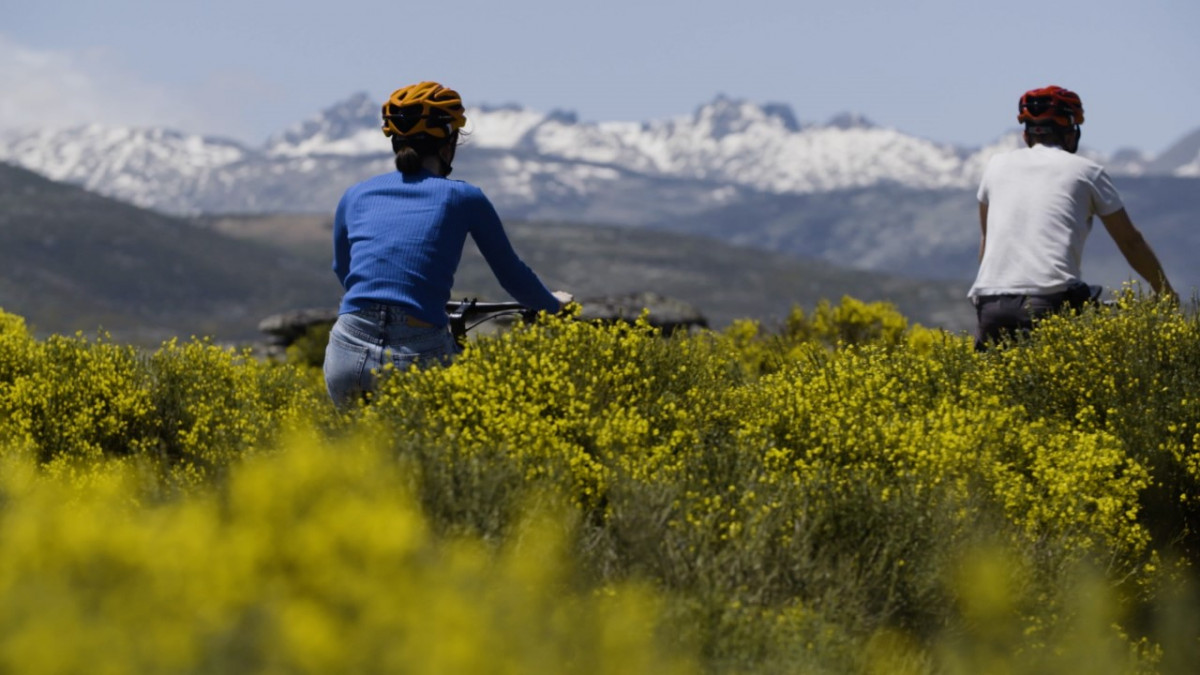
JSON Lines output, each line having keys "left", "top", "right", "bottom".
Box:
{"left": 2, "top": 0, "right": 1197, "bottom": 156}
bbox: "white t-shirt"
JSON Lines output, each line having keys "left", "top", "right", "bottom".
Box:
{"left": 968, "top": 144, "right": 1124, "bottom": 299}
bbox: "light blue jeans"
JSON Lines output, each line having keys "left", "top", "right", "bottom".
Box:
{"left": 323, "top": 305, "right": 459, "bottom": 407}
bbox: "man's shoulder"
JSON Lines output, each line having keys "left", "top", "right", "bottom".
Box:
{"left": 1057, "top": 152, "right": 1111, "bottom": 187}
{"left": 1056, "top": 147, "right": 1105, "bottom": 170}
{"left": 1038, "top": 144, "right": 1106, "bottom": 170}
{"left": 984, "top": 146, "right": 1035, "bottom": 168}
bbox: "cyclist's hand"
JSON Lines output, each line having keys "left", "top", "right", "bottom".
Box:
{"left": 551, "top": 290, "right": 574, "bottom": 314}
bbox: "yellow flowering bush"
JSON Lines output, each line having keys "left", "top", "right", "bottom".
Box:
{"left": 352, "top": 299, "right": 1193, "bottom": 670}
{"left": 0, "top": 329, "right": 156, "bottom": 465}
{"left": 361, "top": 316, "right": 744, "bottom": 541}
{"left": 809, "top": 295, "right": 911, "bottom": 347}
{"left": 974, "top": 291, "right": 1200, "bottom": 562}
{"left": 0, "top": 316, "right": 333, "bottom": 483}
{"left": 717, "top": 296, "right": 914, "bottom": 375}
{"left": 0, "top": 436, "right": 694, "bottom": 675}
{"left": 2, "top": 294, "right": 1199, "bottom": 673}
{"left": 147, "top": 338, "right": 331, "bottom": 479}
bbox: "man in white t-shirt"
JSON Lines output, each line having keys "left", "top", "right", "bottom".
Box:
{"left": 968, "top": 85, "right": 1175, "bottom": 350}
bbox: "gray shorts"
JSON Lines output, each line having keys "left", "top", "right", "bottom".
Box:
{"left": 973, "top": 282, "right": 1095, "bottom": 350}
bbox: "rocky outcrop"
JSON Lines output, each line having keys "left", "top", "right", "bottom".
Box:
{"left": 257, "top": 307, "right": 338, "bottom": 354}
{"left": 576, "top": 292, "right": 708, "bottom": 335}
{"left": 257, "top": 292, "right": 708, "bottom": 353}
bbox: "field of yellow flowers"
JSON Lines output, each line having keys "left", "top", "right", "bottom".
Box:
{"left": 1, "top": 293, "right": 1198, "bottom": 674}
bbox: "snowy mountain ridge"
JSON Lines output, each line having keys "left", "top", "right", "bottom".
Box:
{"left": 1, "top": 92, "right": 1196, "bottom": 216}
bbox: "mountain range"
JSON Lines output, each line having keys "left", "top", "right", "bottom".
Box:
{"left": 2, "top": 92, "right": 1198, "bottom": 296}
{"left": 0, "top": 162, "right": 341, "bottom": 344}
{"left": 5, "top": 92, "right": 1198, "bottom": 215}
{"left": 0, "top": 161, "right": 974, "bottom": 344}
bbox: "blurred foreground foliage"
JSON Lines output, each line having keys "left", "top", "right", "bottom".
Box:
{"left": 1, "top": 292, "right": 1198, "bottom": 674}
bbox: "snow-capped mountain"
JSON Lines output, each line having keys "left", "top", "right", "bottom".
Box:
{"left": 262, "top": 92, "right": 1018, "bottom": 193}
{"left": 1145, "top": 128, "right": 1200, "bottom": 177}
{"left": 264, "top": 92, "right": 382, "bottom": 158}
{"left": 0, "top": 92, "right": 1195, "bottom": 219}
{"left": 491, "top": 95, "right": 984, "bottom": 193}
{"left": 0, "top": 125, "right": 250, "bottom": 211}
{"left": 4, "top": 93, "right": 1198, "bottom": 297}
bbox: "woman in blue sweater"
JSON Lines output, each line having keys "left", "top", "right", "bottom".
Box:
{"left": 324, "top": 81, "right": 570, "bottom": 406}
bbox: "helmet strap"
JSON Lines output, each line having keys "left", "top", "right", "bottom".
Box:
{"left": 436, "top": 132, "right": 458, "bottom": 177}
{"left": 1064, "top": 125, "right": 1081, "bottom": 154}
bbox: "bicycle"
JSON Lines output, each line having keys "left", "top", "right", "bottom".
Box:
{"left": 445, "top": 298, "right": 539, "bottom": 349}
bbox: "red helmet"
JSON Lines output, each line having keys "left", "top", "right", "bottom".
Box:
{"left": 1018, "top": 86, "right": 1084, "bottom": 127}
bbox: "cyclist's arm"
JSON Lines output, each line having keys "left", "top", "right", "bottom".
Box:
{"left": 331, "top": 195, "right": 351, "bottom": 287}
{"left": 463, "top": 192, "right": 562, "bottom": 313}
{"left": 977, "top": 202, "right": 988, "bottom": 263}
{"left": 1099, "top": 208, "right": 1175, "bottom": 297}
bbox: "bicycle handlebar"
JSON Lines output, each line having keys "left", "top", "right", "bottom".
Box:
{"left": 445, "top": 299, "right": 531, "bottom": 316}
{"left": 445, "top": 298, "right": 538, "bottom": 346}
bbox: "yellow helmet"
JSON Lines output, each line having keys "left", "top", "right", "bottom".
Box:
{"left": 381, "top": 82, "right": 467, "bottom": 139}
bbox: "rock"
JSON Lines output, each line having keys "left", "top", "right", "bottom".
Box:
{"left": 257, "top": 292, "right": 708, "bottom": 351}
{"left": 577, "top": 292, "right": 708, "bottom": 334}
{"left": 257, "top": 307, "right": 339, "bottom": 346}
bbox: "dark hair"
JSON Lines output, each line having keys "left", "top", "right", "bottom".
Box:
{"left": 1025, "top": 122, "right": 1078, "bottom": 150}
{"left": 391, "top": 132, "right": 460, "bottom": 174}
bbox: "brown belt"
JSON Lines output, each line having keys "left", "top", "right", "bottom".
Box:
{"left": 405, "top": 316, "right": 433, "bottom": 328}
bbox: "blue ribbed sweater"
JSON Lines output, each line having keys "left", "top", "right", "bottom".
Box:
{"left": 332, "top": 169, "right": 559, "bottom": 326}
